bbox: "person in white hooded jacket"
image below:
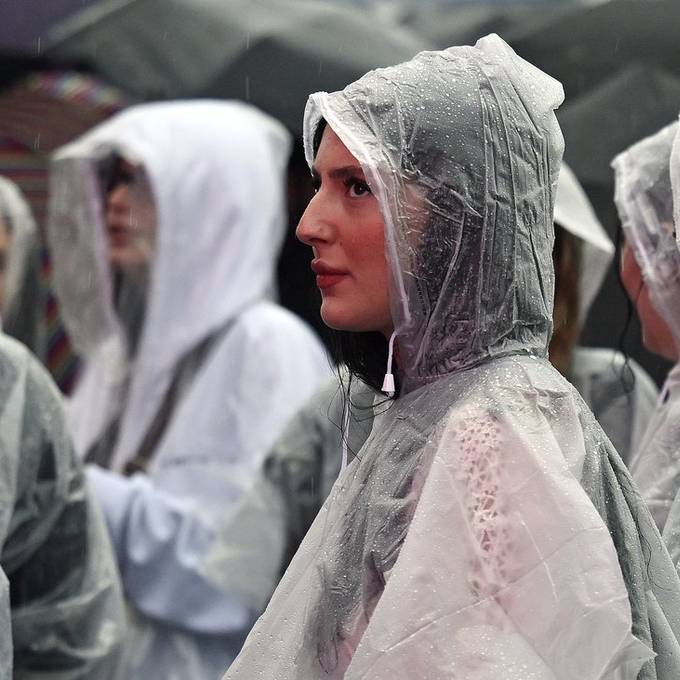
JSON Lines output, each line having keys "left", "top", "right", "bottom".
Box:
{"left": 612, "top": 121, "right": 680, "bottom": 554}
{"left": 47, "top": 100, "right": 330, "bottom": 678}
{"left": 222, "top": 36, "right": 680, "bottom": 680}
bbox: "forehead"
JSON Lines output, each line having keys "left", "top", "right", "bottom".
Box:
{"left": 314, "top": 126, "right": 362, "bottom": 172}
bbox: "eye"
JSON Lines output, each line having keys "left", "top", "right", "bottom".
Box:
{"left": 346, "top": 178, "right": 371, "bottom": 198}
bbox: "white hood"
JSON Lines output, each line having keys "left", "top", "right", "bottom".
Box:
{"left": 0, "top": 176, "right": 38, "bottom": 321}
{"left": 612, "top": 121, "right": 680, "bottom": 352}
{"left": 554, "top": 162, "right": 614, "bottom": 324}
{"left": 48, "top": 100, "right": 292, "bottom": 461}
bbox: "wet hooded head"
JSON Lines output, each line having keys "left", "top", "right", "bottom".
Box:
{"left": 612, "top": 121, "right": 680, "bottom": 346}
{"left": 48, "top": 101, "right": 292, "bottom": 362}
{"left": 304, "top": 34, "right": 565, "bottom": 391}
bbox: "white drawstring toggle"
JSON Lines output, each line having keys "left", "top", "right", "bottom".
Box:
{"left": 341, "top": 398, "right": 351, "bottom": 473}
{"left": 382, "top": 331, "right": 397, "bottom": 397}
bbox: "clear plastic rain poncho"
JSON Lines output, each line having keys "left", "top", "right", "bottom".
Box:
{"left": 47, "top": 101, "right": 331, "bottom": 679}
{"left": 0, "top": 332, "right": 126, "bottom": 677}
{"left": 0, "top": 177, "right": 46, "bottom": 358}
{"left": 204, "top": 162, "right": 659, "bottom": 610}
{"left": 554, "top": 164, "right": 659, "bottom": 464}
{"left": 612, "top": 121, "right": 680, "bottom": 535}
{"left": 224, "top": 35, "right": 680, "bottom": 680}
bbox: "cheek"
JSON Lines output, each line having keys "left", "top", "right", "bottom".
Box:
{"left": 620, "top": 247, "right": 642, "bottom": 300}
{"left": 347, "top": 213, "right": 387, "bottom": 281}
{"left": 130, "top": 197, "right": 157, "bottom": 239}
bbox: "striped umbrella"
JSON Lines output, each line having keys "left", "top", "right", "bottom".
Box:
{"left": 0, "top": 70, "right": 127, "bottom": 392}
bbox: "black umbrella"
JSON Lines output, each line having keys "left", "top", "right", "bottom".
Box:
{"left": 559, "top": 63, "right": 680, "bottom": 191}
{"left": 403, "top": 3, "right": 569, "bottom": 50}
{"left": 507, "top": 0, "right": 680, "bottom": 99}
{"left": 47, "top": 0, "right": 431, "bottom": 134}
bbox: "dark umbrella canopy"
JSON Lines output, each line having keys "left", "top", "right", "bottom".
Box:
{"left": 559, "top": 64, "right": 680, "bottom": 191}
{"left": 507, "top": 0, "right": 680, "bottom": 99}
{"left": 47, "top": 0, "right": 431, "bottom": 134}
{"left": 403, "top": 3, "right": 568, "bottom": 49}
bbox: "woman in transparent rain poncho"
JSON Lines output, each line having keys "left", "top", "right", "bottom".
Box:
{"left": 223, "top": 36, "right": 680, "bottom": 679}
{"left": 47, "top": 101, "right": 330, "bottom": 679}
{"left": 0, "top": 177, "right": 126, "bottom": 677}
{"left": 612, "top": 122, "right": 680, "bottom": 560}
{"left": 203, "top": 162, "right": 661, "bottom": 615}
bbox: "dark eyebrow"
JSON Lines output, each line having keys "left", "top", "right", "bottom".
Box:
{"left": 310, "top": 165, "right": 365, "bottom": 181}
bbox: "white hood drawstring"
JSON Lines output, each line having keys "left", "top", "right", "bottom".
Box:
{"left": 341, "top": 398, "right": 351, "bottom": 474}
{"left": 381, "top": 331, "right": 397, "bottom": 397}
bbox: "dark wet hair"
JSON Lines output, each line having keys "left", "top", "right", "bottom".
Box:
{"left": 549, "top": 224, "right": 582, "bottom": 375}
{"left": 614, "top": 222, "right": 639, "bottom": 395}
{"left": 311, "top": 119, "right": 390, "bottom": 394}
{"left": 98, "top": 153, "right": 137, "bottom": 197}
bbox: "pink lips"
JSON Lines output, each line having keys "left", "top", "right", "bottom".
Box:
{"left": 107, "top": 225, "right": 130, "bottom": 246}
{"left": 311, "top": 260, "right": 348, "bottom": 290}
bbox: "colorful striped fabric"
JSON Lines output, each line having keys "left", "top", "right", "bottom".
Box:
{"left": 0, "top": 70, "right": 127, "bottom": 392}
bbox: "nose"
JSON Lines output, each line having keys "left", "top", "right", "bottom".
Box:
{"left": 106, "top": 184, "right": 131, "bottom": 225}
{"left": 296, "top": 191, "right": 333, "bottom": 247}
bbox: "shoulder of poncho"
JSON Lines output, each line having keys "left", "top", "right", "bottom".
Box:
{"left": 0, "top": 335, "right": 65, "bottom": 431}
{"left": 424, "top": 357, "right": 582, "bottom": 456}
{"left": 0, "top": 333, "right": 29, "bottom": 366}
{"left": 571, "top": 346, "right": 659, "bottom": 399}
{"left": 234, "top": 300, "right": 320, "bottom": 342}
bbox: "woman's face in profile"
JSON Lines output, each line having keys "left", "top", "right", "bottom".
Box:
{"left": 297, "top": 126, "right": 392, "bottom": 337}
{"left": 104, "top": 158, "right": 156, "bottom": 271}
{"left": 620, "top": 239, "right": 678, "bottom": 362}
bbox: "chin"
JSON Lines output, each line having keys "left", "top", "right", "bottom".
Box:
{"left": 321, "top": 303, "right": 370, "bottom": 333}
{"left": 320, "top": 306, "right": 393, "bottom": 338}
{"left": 109, "top": 249, "right": 147, "bottom": 271}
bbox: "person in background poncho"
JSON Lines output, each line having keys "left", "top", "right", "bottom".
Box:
{"left": 0, "top": 177, "right": 46, "bottom": 357}
{"left": 552, "top": 163, "right": 659, "bottom": 464}
{"left": 223, "top": 35, "right": 680, "bottom": 679}
{"left": 0, "top": 334, "right": 126, "bottom": 678}
{"left": 613, "top": 121, "right": 680, "bottom": 556}
{"left": 0, "top": 177, "right": 126, "bottom": 678}
{"left": 47, "top": 101, "right": 331, "bottom": 679}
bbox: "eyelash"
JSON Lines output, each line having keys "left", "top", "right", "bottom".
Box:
{"left": 344, "top": 177, "right": 371, "bottom": 197}
{"left": 310, "top": 176, "right": 371, "bottom": 198}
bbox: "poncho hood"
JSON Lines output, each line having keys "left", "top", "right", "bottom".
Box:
{"left": 0, "top": 176, "right": 38, "bottom": 321}
{"left": 304, "top": 34, "right": 564, "bottom": 391}
{"left": 612, "top": 120, "right": 680, "bottom": 352}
